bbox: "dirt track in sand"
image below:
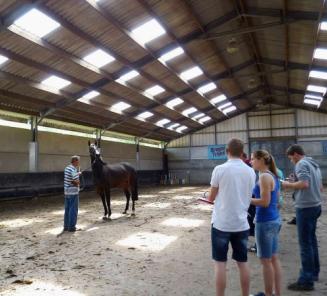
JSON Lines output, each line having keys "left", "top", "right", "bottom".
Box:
{"left": 0, "top": 186, "right": 326, "bottom": 296}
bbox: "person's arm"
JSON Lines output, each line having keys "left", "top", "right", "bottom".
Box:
{"left": 251, "top": 173, "right": 272, "bottom": 207}
{"left": 207, "top": 186, "right": 219, "bottom": 203}
{"left": 71, "top": 169, "right": 80, "bottom": 186}
{"left": 282, "top": 180, "right": 308, "bottom": 190}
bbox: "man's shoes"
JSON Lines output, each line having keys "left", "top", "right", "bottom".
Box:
{"left": 253, "top": 292, "right": 265, "bottom": 296}
{"left": 287, "top": 217, "right": 296, "bottom": 225}
{"left": 313, "top": 275, "right": 319, "bottom": 282}
{"left": 248, "top": 244, "right": 257, "bottom": 253}
{"left": 68, "top": 227, "right": 82, "bottom": 232}
{"left": 287, "top": 282, "right": 314, "bottom": 291}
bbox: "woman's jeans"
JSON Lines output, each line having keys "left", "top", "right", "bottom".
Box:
{"left": 296, "top": 205, "right": 321, "bottom": 284}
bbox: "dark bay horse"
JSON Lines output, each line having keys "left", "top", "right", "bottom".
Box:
{"left": 88, "top": 141, "right": 138, "bottom": 220}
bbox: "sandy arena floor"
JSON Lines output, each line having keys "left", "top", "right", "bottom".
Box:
{"left": 0, "top": 186, "right": 326, "bottom": 296}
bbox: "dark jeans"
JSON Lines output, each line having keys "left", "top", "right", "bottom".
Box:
{"left": 296, "top": 205, "right": 321, "bottom": 284}
{"left": 64, "top": 194, "right": 79, "bottom": 231}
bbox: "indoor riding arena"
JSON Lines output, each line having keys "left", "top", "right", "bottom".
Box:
{"left": 0, "top": 1, "right": 327, "bottom": 296}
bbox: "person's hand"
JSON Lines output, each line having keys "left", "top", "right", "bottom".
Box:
{"left": 281, "top": 180, "right": 290, "bottom": 189}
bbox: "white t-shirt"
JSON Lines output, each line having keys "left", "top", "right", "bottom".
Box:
{"left": 211, "top": 158, "right": 256, "bottom": 232}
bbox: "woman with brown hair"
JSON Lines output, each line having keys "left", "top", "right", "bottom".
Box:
{"left": 251, "top": 150, "right": 282, "bottom": 296}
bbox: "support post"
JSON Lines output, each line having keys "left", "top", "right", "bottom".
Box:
{"left": 135, "top": 137, "right": 140, "bottom": 171}
{"left": 29, "top": 116, "right": 38, "bottom": 172}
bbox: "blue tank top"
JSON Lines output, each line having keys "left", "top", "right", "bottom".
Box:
{"left": 253, "top": 172, "right": 280, "bottom": 223}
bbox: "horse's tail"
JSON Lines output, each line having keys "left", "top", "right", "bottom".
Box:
{"left": 132, "top": 172, "right": 138, "bottom": 201}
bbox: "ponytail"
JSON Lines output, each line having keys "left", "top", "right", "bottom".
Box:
{"left": 253, "top": 150, "right": 278, "bottom": 177}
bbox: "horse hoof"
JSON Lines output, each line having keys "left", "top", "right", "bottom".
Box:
{"left": 102, "top": 216, "right": 110, "bottom": 221}
{"left": 131, "top": 212, "right": 136, "bottom": 217}
{"left": 122, "top": 211, "right": 127, "bottom": 215}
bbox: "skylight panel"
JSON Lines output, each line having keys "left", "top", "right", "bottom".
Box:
{"left": 132, "top": 19, "right": 166, "bottom": 45}
{"left": 197, "top": 82, "right": 217, "bottom": 95}
{"left": 309, "top": 70, "right": 327, "bottom": 80}
{"left": 137, "top": 111, "right": 153, "bottom": 119}
{"left": 156, "top": 118, "right": 171, "bottom": 127}
{"left": 314, "top": 48, "right": 327, "bottom": 60}
{"left": 0, "top": 55, "right": 8, "bottom": 66}
{"left": 176, "top": 125, "right": 188, "bottom": 133}
{"left": 117, "top": 70, "right": 139, "bottom": 83}
{"left": 304, "top": 94, "right": 323, "bottom": 101}
{"left": 83, "top": 49, "right": 115, "bottom": 68}
{"left": 210, "top": 94, "right": 227, "bottom": 104}
{"left": 182, "top": 107, "right": 197, "bottom": 116}
{"left": 307, "top": 85, "right": 327, "bottom": 94}
{"left": 166, "top": 97, "right": 184, "bottom": 109}
{"left": 180, "top": 66, "right": 203, "bottom": 81}
{"left": 223, "top": 105, "right": 237, "bottom": 114}
{"left": 145, "top": 85, "right": 165, "bottom": 96}
{"left": 192, "top": 113, "right": 205, "bottom": 120}
{"left": 218, "top": 102, "right": 232, "bottom": 111}
{"left": 42, "top": 75, "right": 71, "bottom": 90}
{"left": 167, "top": 123, "right": 180, "bottom": 130}
{"left": 159, "top": 47, "right": 184, "bottom": 62}
{"left": 13, "top": 8, "right": 60, "bottom": 38}
{"left": 321, "top": 22, "right": 327, "bottom": 31}
{"left": 198, "top": 116, "right": 211, "bottom": 124}
{"left": 304, "top": 99, "right": 321, "bottom": 107}
{"left": 111, "top": 102, "right": 131, "bottom": 112}
{"left": 78, "top": 90, "right": 100, "bottom": 103}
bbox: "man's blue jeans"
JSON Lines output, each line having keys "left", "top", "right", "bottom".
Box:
{"left": 296, "top": 205, "right": 321, "bottom": 284}
{"left": 64, "top": 194, "right": 79, "bottom": 231}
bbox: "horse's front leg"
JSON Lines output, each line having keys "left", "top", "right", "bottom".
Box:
{"left": 123, "top": 189, "right": 130, "bottom": 214}
{"left": 99, "top": 190, "right": 108, "bottom": 220}
{"left": 105, "top": 187, "right": 111, "bottom": 219}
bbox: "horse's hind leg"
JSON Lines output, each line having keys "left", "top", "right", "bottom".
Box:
{"left": 100, "top": 191, "right": 108, "bottom": 220}
{"left": 104, "top": 188, "right": 112, "bottom": 219}
{"left": 131, "top": 199, "right": 136, "bottom": 216}
{"left": 123, "top": 189, "right": 130, "bottom": 214}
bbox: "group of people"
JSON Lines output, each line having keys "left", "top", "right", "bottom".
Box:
{"left": 207, "top": 138, "right": 323, "bottom": 296}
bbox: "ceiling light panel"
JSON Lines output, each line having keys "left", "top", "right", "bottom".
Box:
{"left": 132, "top": 19, "right": 166, "bottom": 45}
{"left": 210, "top": 94, "right": 227, "bottom": 104}
{"left": 180, "top": 66, "right": 203, "bottom": 81}
{"left": 182, "top": 107, "right": 197, "bottom": 116}
{"left": 83, "top": 49, "right": 115, "bottom": 68}
{"left": 159, "top": 47, "right": 184, "bottom": 62}
{"left": 197, "top": 82, "right": 217, "bottom": 95}
{"left": 198, "top": 116, "right": 211, "bottom": 124}
{"left": 304, "top": 99, "right": 321, "bottom": 106}
{"left": 0, "top": 55, "right": 8, "bottom": 66}
{"left": 145, "top": 85, "right": 165, "bottom": 96}
{"left": 111, "top": 102, "right": 131, "bottom": 112}
{"left": 314, "top": 48, "right": 327, "bottom": 60}
{"left": 117, "top": 70, "right": 139, "bottom": 83}
{"left": 309, "top": 70, "right": 327, "bottom": 80}
{"left": 223, "top": 105, "right": 237, "bottom": 114}
{"left": 166, "top": 97, "right": 184, "bottom": 109}
{"left": 307, "top": 85, "right": 327, "bottom": 94}
{"left": 41, "top": 75, "right": 71, "bottom": 90}
{"left": 137, "top": 111, "right": 153, "bottom": 119}
{"left": 156, "top": 118, "right": 171, "bottom": 126}
{"left": 176, "top": 125, "right": 188, "bottom": 133}
{"left": 13, "top": 8, "right": 60, "bottom": 38}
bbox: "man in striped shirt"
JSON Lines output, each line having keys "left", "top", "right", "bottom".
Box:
{"left": 63, "top": 155, "right": 81, "bottom": 232}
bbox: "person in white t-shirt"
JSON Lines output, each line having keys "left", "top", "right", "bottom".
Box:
{"left": 208, "top": 138, "right": 256, "bottom": 296}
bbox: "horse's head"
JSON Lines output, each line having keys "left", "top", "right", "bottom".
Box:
{"left": 88, "top": 140, "right": 101, "bottom": 159}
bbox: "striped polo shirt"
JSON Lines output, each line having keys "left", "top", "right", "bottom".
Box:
{"left": 64, "top": 164, "right": 79, "bottom": 195}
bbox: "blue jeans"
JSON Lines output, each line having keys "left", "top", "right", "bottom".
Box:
{"left": 296, "top": 205, "right": 321, "bottom": 284}
{"left": 64, "top": 194, "right": 79, "bottom": 231}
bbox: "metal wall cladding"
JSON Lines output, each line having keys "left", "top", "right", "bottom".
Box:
{"left": 167, "top": 135, "right": 190, "bottom": 148}
{"left": 191, "top": 133, "right": 216, "bottom": 146}
{"left": 217, "top": 131, "right": 247, "bottom": 144}
{"left": 298, "top": 127, "right": 327, "bottom": 136}
{"left": 166, "top": 148, "right": 190, "bottom": 160}
{"left": 272, "top": 114, "right": 295, "bottom": 128}
{"left": 195, "top": 125, "right": 215, "bottom": 134}
{"left": 190, "top": 147, "right": 208, "bottom": 160}
{"left": 298, "top": 110, "right": 327, "bottom": 127}
{"left": 272, "top": 128, "right": 296, "bottom": 137}
{"left": 216, "top": 113, "right": 247, "bottom": 132}
{"left": 249, "top": 130, "right": 271, "bottom": 138}
{"left": 249, "top": 115, "right": 271, "bottom": 130}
